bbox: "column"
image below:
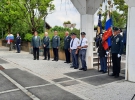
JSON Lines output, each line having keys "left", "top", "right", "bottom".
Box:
{"left": 80, "top": 14, "right": 94, "bottom": 69}
{"left": 125, "top": 7, "right": 135, "bottom": 82}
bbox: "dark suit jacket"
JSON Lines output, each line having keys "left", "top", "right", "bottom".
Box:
{"left": 31, "top": 36, "right": 41, "bottom": 48}
{"left": 16, "top": 36, "right": 21, "bottom": 45}
{"left": 43, "top": 36, "right": 50, "bottom": 48}
{"left": 111, "top": 34, "right": 124, "bottom": 55}
{"left": 64, "top": 36, "right": 71, "bottom": 49}
{"left": 52, "top": 36, "right": 60, "bottom": 48}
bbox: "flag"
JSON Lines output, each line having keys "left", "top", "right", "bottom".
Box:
{"left": 102, "top": 12, "right": 113, "bottom": 50}
{"left": 97, "top": 14, "right": 102, "bottom": 35}
{"left": 6, "top": 34, "right": 14, "bottom": 42}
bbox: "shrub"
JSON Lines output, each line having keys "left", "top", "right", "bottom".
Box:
{"left": 24, "top": 33, "right": 33, "bottom": 42}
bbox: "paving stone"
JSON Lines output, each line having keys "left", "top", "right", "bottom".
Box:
{"left": 81, "top": 75, "right": 125, "bottom": 86}
{"left": 28, "top": 85, "right": 83, "bottom": 100}
{"left": 52, "top": 77, "right": 71, "bottom": 82}
{"left": 60, "top": 80, "right": 80, "bottom": 87}
{"left": 65, "top": 69, "right": 101, "bottom": 79}
{"left": 0, "top": 58, "right": 8, "bottom": 64}
{"left": 3, "top": 68, "right": 50, "bottom": 87}
{"left": 0, "top": 90, "right": 32, "bottom": 100}
{"left": 0, "top": 73, "right": 17, "bottom": 92}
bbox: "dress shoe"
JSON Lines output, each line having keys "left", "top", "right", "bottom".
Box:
{"left": 33, "top": 59, "right": 36, "bottom": 60}
{"left": 111, "top": 73, "right": 115, "bottom": 76}
{"left": 83, "top": 69, "right": 87, "bottom": 71}
{"left": 103, "top": 71, "right": 107, "bottom": 73}
{"left": 52, "top": 60, "right": 56, "bottom": 61}
{"left": 74, "top": 67, "right": 78, "bottom": 69}
{"left": 43, "top": 58, "right": 47, "bottom": 60}
{"left": 37, "top": 58, "right": 39, "bottom": 60}
{"left": 99, "top": 70, "right": 103, "bottom": 72}
{"left": 115, "top": 75, "right": 119, "bottom": 78}
{"left": 79, "top": 68, "right": 84, "bottom": 70}
{"left": 70, "top": 66, "right": 74, "bottom": 68}
{"left": 48, "top": 59, "right": 50, "bottom": 61}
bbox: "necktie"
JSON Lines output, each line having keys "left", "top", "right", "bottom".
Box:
{"left": 80, "top": 39, "right": 83, "bottom": 46}
{"left": 71, "top": 39, "right": 74, "bottom": 47}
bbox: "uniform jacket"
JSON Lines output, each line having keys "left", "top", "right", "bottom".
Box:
{"left": 43, "top": 36, "right": 50, "bottom": 48}
{"left": 64, "top": 36, "right": 71, "bottom": 49}
{"left": 31, "top": 36, "right": 41, "bottom": 48}
{"left": 111, "top": 34, "right": 124, "bottom": 55}
{"left": 97, "top": 40, "right": 106, "bottom": 57}
{"left": 16, "top": 36, "right": 21, "bottom": 45}
{"left": 52, "top": 35, "right": 60, "bottom": 48}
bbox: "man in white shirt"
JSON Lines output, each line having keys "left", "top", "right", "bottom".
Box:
{"left": 78, "top": 32, "right": 88, "bottom": 71}
{"left": 70, "top": 33, "right": 80, "bottom": 69}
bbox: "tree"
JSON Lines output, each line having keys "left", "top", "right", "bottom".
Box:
{"left": 113, "top": 0, "right": 128, "bottom": 27}
{"left": 22, "top": 0, "right": 55, "bottom": 33}
{"left": 0, "top": 0, "right": 25, "bottom": 33}
{"left": 102, "top": 10, "right": 126, "bottom": 28}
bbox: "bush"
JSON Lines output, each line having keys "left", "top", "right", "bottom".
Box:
{"left": 24, "top": 33, "right": 33, "bottom": 42}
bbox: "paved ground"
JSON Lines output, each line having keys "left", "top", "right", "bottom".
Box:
{"left": 0, "top": 46, "right": 135, "bottom": 100}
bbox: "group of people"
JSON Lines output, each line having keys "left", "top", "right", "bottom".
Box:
{"left": 31, "top": 31, "right": 88, "bottom": 71}
{"left": 6, "top": 33, "right": 21, "bottom": 53}
{"left": 96, "top": 27, "right": 124, "bottom": 78}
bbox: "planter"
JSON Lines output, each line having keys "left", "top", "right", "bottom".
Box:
{"left": 29, "top": 48, "right": 33, "bottom": 54}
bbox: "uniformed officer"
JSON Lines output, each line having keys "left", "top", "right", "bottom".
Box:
{"left": 52, "top": 31, "right": 60, "bottom": 61}
{"left": 97, "top": 34, "right": 108, "bottom": 73}
{"left": 70, "top": 33, "right": 80, "bottom": 69}
{"left": 64, "top": 31, "right": 71, "bottom": 63}
{"left": 78, "top": 32, "right": 88, "bottom": 71}
{"left": 43, "top": 32, "right": 50, "bottom": 60}
{"left": 15, "top": 33, "right": 21, "bottom": 53}
{"left": 31, "top": 31, "right": 41, "bottom": 60}
{"left": 111, "top": 27, "right": 124, "bottom": 78}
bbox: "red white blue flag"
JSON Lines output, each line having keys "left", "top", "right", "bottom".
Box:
{"left": 102, "top": 12, "right": 112, "bottom": 50}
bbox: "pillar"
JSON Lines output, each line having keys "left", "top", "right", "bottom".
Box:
{"left": 80, "top": 14, "right": 94, "bottom": 69}
{"left": 125, "top": 6, "right": 135, "bottom": 82}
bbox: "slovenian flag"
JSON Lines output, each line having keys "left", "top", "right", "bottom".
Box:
{"left": 102, "top": 12, "right": 113, "bottom": 50}
{"left": 6, "top": 34, "right": 14, "bottom": 42}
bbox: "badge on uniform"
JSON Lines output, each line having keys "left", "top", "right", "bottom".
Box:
{"left": 116, "top": 38, "right": 119, "bottom": 43}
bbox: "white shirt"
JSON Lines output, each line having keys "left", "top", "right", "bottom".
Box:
{"left": 70, "top": 38, "right": 80, "bottom": 49}
{"left": 79, "top": 37, "right": 88, "bottom": 49}
{"left": 35, "top": 36, "right": 37, "bottom": 39}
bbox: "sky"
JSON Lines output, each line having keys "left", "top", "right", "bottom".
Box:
{"left": 46, "top": 0, "right": 101, "bottom": 29}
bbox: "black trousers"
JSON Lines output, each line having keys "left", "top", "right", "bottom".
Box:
{"left": 44, "top": 48, "right": 50, "bottom": 59}
{"left": 33, "top": 47, "right": 39, "bottom": 59}
{"left": 53, "top": 48, "right": 58, "bottom": 61}
{"left": 64, "top": 49, "right": 70, "bottom": 63}
{"left": 112, "top": 53, "right": 121, "bottom": 75}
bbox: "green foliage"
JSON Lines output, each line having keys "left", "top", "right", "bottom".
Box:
{"left": 63, "top": 21, "right": 71, "bottom": 24}
{"left": 102, "top": 11, "right": 126, "bottom": 29}
{"left": 24, "top": 33, "right": 33, "bottom": 42}
{"left": 0, "top": 0, "right": 25, "bottom": 33}
{"left": 50, "top": 26, "right": 70, "bottom": 32}
{"left": 22, "top": 0, "right": 55, "bottom": 33}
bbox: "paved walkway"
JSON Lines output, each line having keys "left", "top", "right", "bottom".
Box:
{"left": 0, "top": 46, "right": 135, "bottom": 100}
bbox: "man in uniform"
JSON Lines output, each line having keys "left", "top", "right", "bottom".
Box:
{"left": 52, "top": 31, "right": 60, "bottom": 61}
{"left": 111, "top": 27, "right": 124, "bottom": 78}
{"left": 64, "top": 31, "right": 71, "bottom": 63}
{"left": 70, "top": 33, "right": 80, "bottom": 69}
{"left": 78, "top": 32, "right": 88, "bottom": 71}
{"left": 43, "top": 32, "right": 50, "bottom": 60}
{"left": 97, "top": 34, "right": 108, "bottom": 73}
{"left": 15, "top": 33, "right": 21, "bottom": 53}
{"left": 31, "top": 31, "right": 41, "bottom": 60}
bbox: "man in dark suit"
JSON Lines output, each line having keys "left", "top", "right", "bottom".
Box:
{"left": 52, "top": 31, "right": 60, "bottom": 61}
{"left": 31, "top": 31, "right": 41, "bottom": 60}
{"left": 111, "top": 27, "right": 124, "bottom": 78}
{"left": 64, "top": 31, "right": 71, "bottom": 63}
{"left": 43, "top": 32, "right": 50, "bottom": 60}
{"left": 15, "top": 33, "right": 21, "bottom": 53}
